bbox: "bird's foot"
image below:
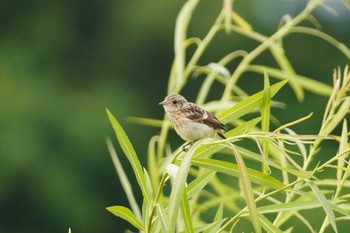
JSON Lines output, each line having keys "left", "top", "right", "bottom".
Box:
{"left": 182, "top": 140, "right": 198, "bottom": 152}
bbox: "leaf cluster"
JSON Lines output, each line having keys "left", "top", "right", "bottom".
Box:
{"left": 106, "top": 0, "right": 350, "bottom": 232}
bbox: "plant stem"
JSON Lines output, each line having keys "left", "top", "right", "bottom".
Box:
{"left": 222, "top": 0, "right": 326, "bottom": 100}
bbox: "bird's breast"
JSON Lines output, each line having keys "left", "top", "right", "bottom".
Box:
{"left": 169, "top": 114, "right": 216, "bottom": 141}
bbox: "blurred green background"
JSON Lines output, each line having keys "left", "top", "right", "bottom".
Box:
{"left": 0, "top": 0, "right": 349, "bottom": 232}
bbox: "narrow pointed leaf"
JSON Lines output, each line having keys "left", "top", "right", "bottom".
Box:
{"left": 337, "top": 119, "right": 349, "bottom": 180}
{"left": 203, "top": 219, "right": 227, "bottom": 233}
{"left": 156, "top": 204, "right": 168, "bottom": 233}
{"left": 106, "top": 138, "right": 141, "bottom": 220}
{"left": 236, "top": 146, "right": 309, "bottom": 178}
{"left": 270, "top": 45, "right": 304, "bottom": 100}
{"left": 167, "top": 141, "right": 201, "bottom": 233}
{"left": 218, "top": 80, "right": 287, "bottom": 123}
{"left": 306, "top": 179, "right": 338, "bottom": 233}
{"left": 258, "top": 200, "right": 326, "bottom": 213}
{"left": 106, "top": 109, "right": 151, "bottom": 206}
{"left": 261, "top": 72, "right": 271, "bottom": 132}
{"left": 214, "top": 203, "right": 224, "bottom": 222}
{"left": 232, "top": 146, "right": 261, "bottom": 233}
{"left": 261, "top": 72, "right": 271, "bottom": 174}
{"left": 107, "top": 206, "right": 145, "bottom": 231}
{"left": 259, "top": 214, "right": 283, "bottom": 233}
{"left": 127, "top": 117, "right": 164, "bottom": 128}
{"left": 180, "top": 190, "right": 194, "bottom": 233}
{"left": 191, "top": 158, "right": 285, "bottom": 189}
{"left": 246, "top": 65, "right": 333, "bottom": 96}
{"left": 171, "top": 0, "right": 200, "bottom": 92}
{"left": 204, "top": 203, "right": 225, "bottom": 233}
{"left": 226, "top": 117, "right": 261, "bottom": 137}
{"left": 186, "top": 170, "right": 216, "bottom": 198}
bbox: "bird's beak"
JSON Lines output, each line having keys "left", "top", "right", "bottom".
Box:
{"left": 159, "top": 100, "right": 166, "bottom": 105}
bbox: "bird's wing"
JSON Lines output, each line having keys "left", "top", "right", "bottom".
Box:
{"left": 184, "top": 103, "right": 227, "bottom": 131}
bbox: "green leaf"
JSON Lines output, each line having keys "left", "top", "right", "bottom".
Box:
{"left": 171, "top": 0, "right": 200, "bottom": 92}
{"left": 214, "top": 203, "right": 224, "bottom": 222}
{"left": 180, "top": 189, "right": 194, "bottom": 233}
{"left": 148, "top": 136, "right": 160, "bottom": 193}
{"left": 259, "top": 214, "right": 283, "bottom": 233}
{"left": 290, "top": 27, "right": 350, "bottom": 59}
{"left": 142, "top": 199, "right": 149, "bottom": 231}
{"left": 270, "top": 45, "right": 304, "bottom": 101}
{"left": 306, "top": 179, "right": 338, "bottom": 233}
{"left": 156, "top": 204, "right": 168, "bottom": 233}
{"left": 226, "top": 117, "right": 261, "bottom": 137}
{"left": 218, "top": 80, "right": 288, "bottom": 123}
{"left": 322, "top": 98, "right": 350, "bottom": 136}
{"left": 261, "top": 72, "right": 271, "bottom": 132}
{"left": 232, "top": 146, "right": 261, "bottom": 233}
{"left": 143, "top": 168, "right": 154, "bottom": 203}
{"left": 203, "top": 220, "right": 227, "bottom": 233}
{"left": 193, "top": 143, "right": 226, "bottom": 159}
{"left": 337, "top": 119, "right": 349, "bottom": 181}
{"left": 258, "top": 200, "right": 327, "bottom": 213}
{"left": 186, "top": 170, "right": 216, "bottom": 198}
{"left": 107, "top": 206, "right": 145, "bottom": 231}
{"left": 203, "top": 203, "right": 225, "bottom": 233}
{"left": 167, "top": 141, "right": 202, "bottom": 233}
{"left": 127, "top": 117, "right": 164, "bottom": 128}
{"left": 261, "top": 72, "right": 271, "bottom": 174}
{"left": 246, "top": 65, "right": 333, "bottom": 96}
{"left": 106, "top": 138, "right": 142, "bottom": 220}
{"left": 236, "top": 146, "right": 309, "bottom": 178}
{"left": 192, "top": 158, "right": 285, "bottom": 189}
{"left": 329, "top": 202, "right": 350, "bottom": 217}
{"left": 106, "top": 109, "right": 151, "bottom": 206}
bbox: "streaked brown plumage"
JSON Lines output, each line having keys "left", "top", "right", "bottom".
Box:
{"left": 159, "top": 94, "right": 227, "bottom": 150}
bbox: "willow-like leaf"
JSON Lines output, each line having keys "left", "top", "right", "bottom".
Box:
{"left": 246, "top": 65, "right": 332, "bottom": 96}
{"left": 186, "top": 170, "right": 216, "bottom": 198}
{"left": 180, "top": 190, "right": 194, "bottom": 233}
{"left": 270, "top": 45, "right": 304, "bottom": 100}
{"left": 232, "top": 146, "right": 261, "bottom": 233}
{"left": 306, "top": 179, "right": 338, "bottom": 233}
{"left": 107, "top": 206, "right": 145, "bottom": 231}
{"left": 203, "top": 203, "right": 225, "bottom": 233}
{"left": 106, "top": 109, "right": 151, "bottom": 206}
{"left": 337, "top": 119, "right": 349, "bottom": 181}
{"left": 236, "top": 146, "right": 309, "bottom": 178}
{"left": 167, "top": 140, "right": 203, "bottom": 233}
{"left": 259, "top": 214, "right": 283, "bottom": 233}
{"left": 127, "top": 117, "right": 164, "bottom": 128}
{"left": 218, "top": 80, "right": 287, "bottom": 123}
{"left": 191, "top": 158, "right": 285, "bottom": 189}
{"left": 290, "top": 26, "right": 350, "bottom": 59}
{"left": 106, "top": 138, "right": 141, "bottom": 220}
{"left": 156, "top": 204, "right": 168, "bottom": 233}
{"left": 172, "top": 0, "right": 200, "bottom": 92}
{"left": 261, "top": 72, "right": 271, "bottom": 174}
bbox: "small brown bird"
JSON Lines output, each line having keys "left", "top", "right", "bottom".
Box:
{"left": 159, "top": 94, "right": 227, "bottom": 151}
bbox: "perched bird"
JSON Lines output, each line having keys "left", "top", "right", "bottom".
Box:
{"left": 159, "top": 94, "right": 227, "bottom": 151}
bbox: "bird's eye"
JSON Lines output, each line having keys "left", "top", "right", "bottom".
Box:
{"left": 172, "top": 100, "right": 178, "bottom": 104}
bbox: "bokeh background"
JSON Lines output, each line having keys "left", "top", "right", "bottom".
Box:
{"left": 0, "top": 0, "right": 349, "bottom": 232}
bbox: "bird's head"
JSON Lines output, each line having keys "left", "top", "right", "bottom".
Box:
{"left": 159, "top": 94, "right": 187, "bottom": 112}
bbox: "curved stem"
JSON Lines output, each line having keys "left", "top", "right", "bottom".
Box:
{"left": 222, "top": 0, "right": 326, "bottom": 100}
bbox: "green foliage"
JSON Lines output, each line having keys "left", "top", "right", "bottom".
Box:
{"left": 107, "top": 0, "right": 350, "bottom": 232}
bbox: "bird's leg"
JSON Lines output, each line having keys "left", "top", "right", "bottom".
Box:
{"left": 182, "top": 140, "right": 198, "bottom": 152}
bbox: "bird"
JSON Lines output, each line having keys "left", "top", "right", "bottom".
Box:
{"left": 159, "top": 94, "right": 227, "bottom": 151}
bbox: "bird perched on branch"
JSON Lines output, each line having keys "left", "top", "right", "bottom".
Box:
{"left": 159, "top": 94, "right": 227, "bottom": 151}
